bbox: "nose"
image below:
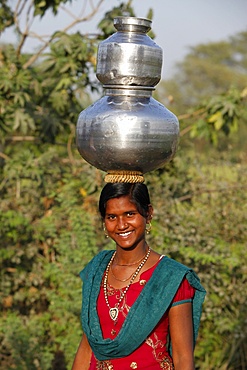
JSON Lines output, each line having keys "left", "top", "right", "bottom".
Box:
{"left": 117, "top": 217, "right": 128, "bottom": 230}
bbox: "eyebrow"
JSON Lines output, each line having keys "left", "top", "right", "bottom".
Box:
{"left": 105, "top": 209, "right": 138, "bottom": 216}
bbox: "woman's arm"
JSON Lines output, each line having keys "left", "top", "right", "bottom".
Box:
{"left": 168, "top": 302, "right": 195, "bottom": 370}
{"left": 71, "top": 333, "right": 92, "bottom": 370}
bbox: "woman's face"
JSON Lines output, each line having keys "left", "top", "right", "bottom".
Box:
{"left": 104, "top": 195, "right": 152, "bottom": 250}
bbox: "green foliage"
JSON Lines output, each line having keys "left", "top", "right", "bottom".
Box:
{"left": 1, "top": 313, "right": 54, "bottom": 369}
{"left": 97, "top": 1, "right": 155, "bottom": 39}
{"left": 97, "top": 1, "right": 136, "bottom": 37}
{"left": 189, "top": 87, "right": 247, "bottom": 145}
{"left": 0, "top": 1, "right": 14, "bottom": 31}
{"left": 0, "top": 37, "right": 95, "bottom": 142}
{"left": 34, "top": 0, "right": 72, "bottom": 17}
{"left": 0, "top": 1, "right": 247, "bottom": 369}
{"left": 156, "top": 31, "right": 247, "bottom": 149}
{"left": 0, "top": 143, "right": 103, "bottom": 369}
{"left": 157, "top": 31, "right": 247, "bottom": 110}
{"left": 145, "top": 149, "right": 247, "bottom": 370}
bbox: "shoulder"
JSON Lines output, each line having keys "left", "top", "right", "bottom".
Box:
{"left": 79, "top": 250, "right": 114, "bottom": 281}
{"left": 159, "top": 256, "right": 205, "bottom": 291}
{"left": 160, "top": 255, "right": 190, "bottom": 273}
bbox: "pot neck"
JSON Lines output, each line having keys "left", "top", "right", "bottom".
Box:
{"left": 103, "top": 85, "right": 154, "bottom": 98}
{"left": 114, "top": 17, "right": 152, "bottom": 34}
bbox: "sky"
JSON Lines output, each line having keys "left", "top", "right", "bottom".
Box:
{"left": 1, "top": 0, "right": 247, "bottom": 79}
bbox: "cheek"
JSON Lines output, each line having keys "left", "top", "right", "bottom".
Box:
{"left": 104, "top": 220, "right": 114, "bottom": 232}
{"left": 132, "top": 218, "right": 147, "bottom": 231}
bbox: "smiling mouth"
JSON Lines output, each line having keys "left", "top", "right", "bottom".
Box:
{"left": 118, "top": 231, "right": 133, "bottom": 237}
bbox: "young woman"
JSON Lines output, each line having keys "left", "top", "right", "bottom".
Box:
{"left": 72, "top": 183, "right": 206, "bottom": 370}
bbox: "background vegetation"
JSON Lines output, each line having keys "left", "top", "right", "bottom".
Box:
{"left": 0, "top": 1, "right": 246, "bottom": 369}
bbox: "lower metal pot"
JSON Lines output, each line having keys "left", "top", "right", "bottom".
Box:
{"left": 76, "top": 87, "right": 179, "bottom": 174}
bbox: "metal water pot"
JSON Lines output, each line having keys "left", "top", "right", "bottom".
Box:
{"left": 77, "top": 87, "right": 179, "bottom": 174}
{"left": 96, "top": 17, "right": 163, "bottom": 87}
{"left": 76, "top": 17, "right": 179, "bottom": 180}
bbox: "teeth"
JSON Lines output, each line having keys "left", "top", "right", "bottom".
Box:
{"left": 119, "top": 231, "right": 132, "bottom": 237}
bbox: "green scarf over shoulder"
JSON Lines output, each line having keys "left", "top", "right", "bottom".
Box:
{"left": 80, "top": 250, "right": 206, "bottom": 361}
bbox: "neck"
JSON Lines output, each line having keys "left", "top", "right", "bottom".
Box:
{"left": 114, "top": 243, "right": 148, "bottom": 266}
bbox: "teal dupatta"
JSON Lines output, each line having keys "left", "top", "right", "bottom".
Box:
{"left": 80, "top": 250, "right": 206, "bottom": 361}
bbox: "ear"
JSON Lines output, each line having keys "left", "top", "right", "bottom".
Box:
{"left": 146, "top": 204, "right": 153, "bottom": 222}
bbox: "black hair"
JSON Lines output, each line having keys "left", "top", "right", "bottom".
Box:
{"left": 99, "top": 182, "right": 151, "bottom": 219}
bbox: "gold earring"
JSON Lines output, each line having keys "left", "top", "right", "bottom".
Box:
{"left": 103, "top": 223, "right": 109, "bottom": 238}
{"left": 145, "top": 222, "right": 152, "bottom": 234}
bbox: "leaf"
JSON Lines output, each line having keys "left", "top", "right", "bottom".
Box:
{"left": 13, "top": 92, "right": 31, "bottom": 107}
{"left": 208, "top": 111, "right": 221, "bottom": 124}
{"left": 208, "top": 111, "right": 224, "bottom": 131}
{"left": 12, "top": 109, "right": 36, "bottom": 134}
{"left": 55, "top": 77, "right": 71, "bottom": 90}
{"left": 230, "top": 117, "right": 239, "bottom": 133}
{"left": 37, "top": 1, "right": 46, "bottom": 8}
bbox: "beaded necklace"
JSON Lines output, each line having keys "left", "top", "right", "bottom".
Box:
{"left": 103, "top": 247, "right": 151, "bottom": 322}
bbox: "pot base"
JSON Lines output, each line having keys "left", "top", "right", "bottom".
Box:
{"left": 104, "top": 170, "right": 144, "bottom": 183}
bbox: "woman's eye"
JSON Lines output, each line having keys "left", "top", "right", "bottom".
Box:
{"left": 127, "top": 212, "right": 135, "bottom": 217}
{"left": 107, "top": 215, "right": 115, "bottom": 220}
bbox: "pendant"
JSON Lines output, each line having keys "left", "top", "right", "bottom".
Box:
{"left": 109, "top": 307, "right": 119, "bottom": 321}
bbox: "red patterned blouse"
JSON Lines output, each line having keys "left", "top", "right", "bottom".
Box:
{"left": 89, "top": 258, "right": 195, "bottom": 370}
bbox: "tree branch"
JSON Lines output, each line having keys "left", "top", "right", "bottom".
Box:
{"left": 62, "top": 0, "right": 105, "bottom": 33}
{"left": 67, "top": 125, "right": 75, "bottom": 165}
{"left": 0, "top": 152, "right": 10, "bottom": 160}
{"left": 22, "top": 36, "right": 54, "bottom": 69}
{"left": 178, "top": 108, "right": 206, "bottom": 137}
{"left": 15, "top": 0, "right": 35, "bottom": 57}
{"left": 22, "top": 0, "right": 105, "bottom": 69}
{"left": 6, "top": 136, "right": 38, "bottom": 142}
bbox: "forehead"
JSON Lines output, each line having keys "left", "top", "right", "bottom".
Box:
{"left": 105, "top": 195, "right": 137, "bottom": 213}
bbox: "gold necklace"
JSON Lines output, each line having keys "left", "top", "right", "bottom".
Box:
{"left": 110, "top": 251, "right": 148, "bottom": 281}
{"left": 110, "top": 264, "right": 134, "bottom": 282}
{"left": 103, "top": 247, "right": 151, "bottom": 322}
{"left": 115, "top": 253, "right": 147, "bottom": 266}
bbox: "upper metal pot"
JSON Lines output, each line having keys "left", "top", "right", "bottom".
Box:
{"left": 96, "top": 17, "right": 163, "bottom": 87}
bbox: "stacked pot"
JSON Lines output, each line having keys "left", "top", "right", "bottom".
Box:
{"left": 76, "top": 17, "right": 179, "bottom": 182}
